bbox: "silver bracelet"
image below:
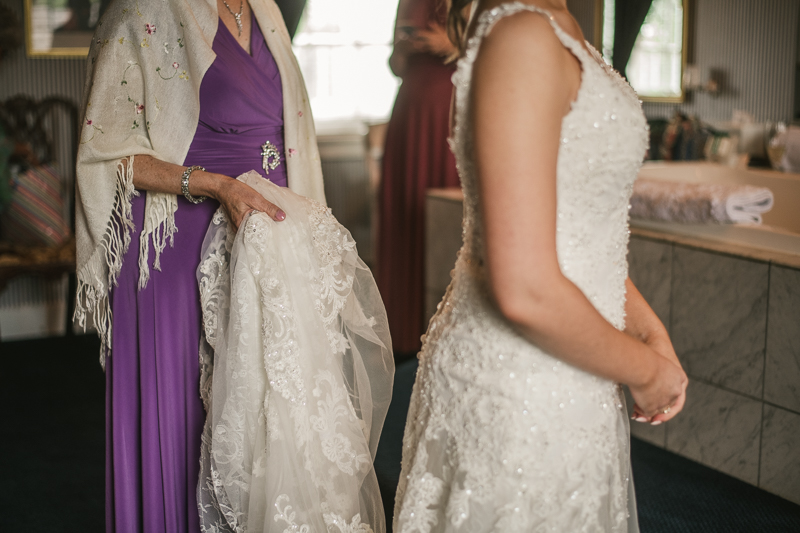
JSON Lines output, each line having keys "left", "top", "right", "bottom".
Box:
{"left": 181, "top": 165, "right": 206, "bottom": 204}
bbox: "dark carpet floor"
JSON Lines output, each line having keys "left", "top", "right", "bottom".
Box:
{"left": 2, "top": 336, "right": 799, "bottom": 532}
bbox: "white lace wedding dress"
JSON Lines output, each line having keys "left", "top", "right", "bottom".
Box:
{"left": 196, "top": 172, "right": 394, "bottom": 532}
{"left": 394, "top": 4, "right": 648, "bottom": 532}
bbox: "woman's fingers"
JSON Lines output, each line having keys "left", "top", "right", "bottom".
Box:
{"left": 234, "top": 180, "right": 285, "bottom": 222}
{"left": 252, "top": 196, "right": 286, "bottom": 222}
{"left": 631, "top": 404, "right": 650, "bottom": 424}
{"left": 632, "top": 358, "right": 688, "bottom": 424}
{"left": 650, "top": 387, "right": 687, "bottom": 424}
{"left": 219, "top": 179, "right": 287, "bottom": 228}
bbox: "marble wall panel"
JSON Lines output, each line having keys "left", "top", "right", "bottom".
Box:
{"left": 759, "top": 405, "right": 800, "bottom": 505}
{"left": 627, "top": 237, "right": 673, "bottom": 332}
{"left": 671, "top": 247, "right": 769, "bottom": 397}
{"left": 666, "top": 380, "right": 762, "bottom": 485}
{"left": 764, "top": 265, "right": 800, "bottom": 413}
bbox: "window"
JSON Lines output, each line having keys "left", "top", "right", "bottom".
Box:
{"left": 601, "top": 0, "right": 687, "bottom": 101}
{"left": 292, "top": 0, "right": 401, "bottom": 124}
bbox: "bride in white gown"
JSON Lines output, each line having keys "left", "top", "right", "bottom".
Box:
{"left": 394, "top": 1, "right": 688, "bottom": 531}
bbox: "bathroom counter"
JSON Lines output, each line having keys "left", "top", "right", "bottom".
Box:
{"left": 630, "top": 224, "right": 800, "bottom": 269}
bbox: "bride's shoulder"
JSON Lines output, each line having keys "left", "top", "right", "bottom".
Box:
{"left": 468, "top": 2, "right": 581, "bottom": 113}
{"left": 469, "top": 1, "right": 583, "bottom": 46}
{"left": 470, "top": 5, "right": 566, "bottom": 62}
{"left": 471, "top": 2, "right": 558, "bottom": 41}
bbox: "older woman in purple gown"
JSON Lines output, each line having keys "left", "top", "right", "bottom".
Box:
{"left": 76, "top": 1, "right": 323, "bottom": 531}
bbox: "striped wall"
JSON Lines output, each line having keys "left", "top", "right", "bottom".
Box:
{"left": 568, "top": 0, "right": 799, "bottom": 123}
{"left": 567, "top": 0, "right": 598, "bottom": 46}
{"left": 0, "top": 0, "right": 85, "bottom": 340}
{"left": 1, "top": 0, "right": 87, "bottom": 193}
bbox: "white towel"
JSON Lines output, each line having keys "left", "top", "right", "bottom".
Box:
{"left": 781, "top": 126, "right": 800, "bottom": 173}
{"left": 630, "top": 178, "right": 774, "bottom": 224}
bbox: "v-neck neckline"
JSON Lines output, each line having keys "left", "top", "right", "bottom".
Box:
{"left": 219, "top": 10, "right": 260, "bottom": 58}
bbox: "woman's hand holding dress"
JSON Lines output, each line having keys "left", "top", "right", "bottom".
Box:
{"left": 130, "top": 154, "right": 285, "bottom": 230}
{"left": 214, "top": 175, "right": 286, "bottom": 228}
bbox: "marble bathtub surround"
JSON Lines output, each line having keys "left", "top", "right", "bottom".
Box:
{"left": 671, "top": 247, "right": 769, "bottom": 398}
{"left": 632, "top": 226, "right": 800, "bottom": 270}
{"left": 627, "top": 238, "right": 672, "bottom": 334}
{"left": 625, "top": 235, "right": 800, "bottom": 504}
{"left": 760, "top": 405, "right": 800, "bottom": 503}
{"left": 764, "top": 265, "right": 800, "bottom": 412}
{"left": 666, "top": 380, "right": 763, "bottom": 486}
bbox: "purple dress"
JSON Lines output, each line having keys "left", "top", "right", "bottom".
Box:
{"left": 106, "top": 14, "right": 287, "bottom": 533}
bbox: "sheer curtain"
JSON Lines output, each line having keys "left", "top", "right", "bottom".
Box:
{"left": 612, "top": 0, "right": 654, "bottom": 80}
{"left": 291, "top": 0, "right": 400, "bottom": 124}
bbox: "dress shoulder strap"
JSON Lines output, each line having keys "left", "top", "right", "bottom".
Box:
{"left": 467, "top": 2, "right": 591, "bottom": 66}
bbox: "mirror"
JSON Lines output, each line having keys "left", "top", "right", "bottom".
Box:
{"left": 595, "top": 0, "right": 689, "bottom": 103}
{"left": 24, "top": 0, "right": 112, "bottom": 58}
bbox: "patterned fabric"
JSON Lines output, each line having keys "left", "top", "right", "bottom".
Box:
{"left": 394, "top": 3, "right": 648, "bottom": 532}
{"left": 1, "top": 164, "right": 69, "bottom": 246}
{"left": 74, "top": 0, "right": 325, "bottom": 366}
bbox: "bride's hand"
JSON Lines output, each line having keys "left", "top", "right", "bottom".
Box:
{"left": 629, "top": 353, "right": 688, "bottom": 423}
{"left": 215, "top": 177, "right": 286, "bottom": 230}
{"left": 632, "top": 336, "right": 688, "bottom": 424}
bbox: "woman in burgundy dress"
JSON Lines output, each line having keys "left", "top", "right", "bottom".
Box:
{"left": 377, "top": 0, "right": 460, "bottom": 357}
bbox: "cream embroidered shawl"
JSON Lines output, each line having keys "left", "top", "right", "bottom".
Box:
{"left": 75, "top": 0, "right": 325, "bottom": 365}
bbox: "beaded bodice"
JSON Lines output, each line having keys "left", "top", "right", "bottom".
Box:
{"left": 450, "top": 2, "right": 648, "bottom": 330}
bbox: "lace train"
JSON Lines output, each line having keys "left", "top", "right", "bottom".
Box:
{"left": 196, "top": 171, "right": 394, "bottom": 532}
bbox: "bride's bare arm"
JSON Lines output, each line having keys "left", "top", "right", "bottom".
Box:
{"left": 623, "top": 278, "right": 688, "bottom": 421}
{"left": 129, "top": 155, "right": 285, "bottom": 229}
{"left": 471, "top": 12, "right": 686, "bottom": 419}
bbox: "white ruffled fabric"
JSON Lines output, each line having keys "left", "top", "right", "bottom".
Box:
{"left": 630, "top": 178, "right": 774, "bottom": 224}
{"left": 196, "top": 172, "right": 393, "bottom": 533}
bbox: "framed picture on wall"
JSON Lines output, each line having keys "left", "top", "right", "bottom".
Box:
{"left": 24, "top": 0, "right": 112, "bottom": 57}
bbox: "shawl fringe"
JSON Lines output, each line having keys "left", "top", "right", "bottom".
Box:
{"left": 73, "top": 156, "right": 138, "bottom": 368}
{"left": 137, "top": 193, "right": 178, "bottom": 289}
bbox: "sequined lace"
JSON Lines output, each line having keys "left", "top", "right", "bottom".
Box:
{"left": 196, "top": 173, "right": 393, "bottom": 533}
{"left": 393, "top": 3, "right": 648, "bottom": 532}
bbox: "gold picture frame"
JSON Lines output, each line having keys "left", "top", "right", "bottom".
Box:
{"left": 24, "top": 0, "right": 110, "bottom": 58}
{"left": 594, "top": 0, "right": 690, "bottom": 103}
